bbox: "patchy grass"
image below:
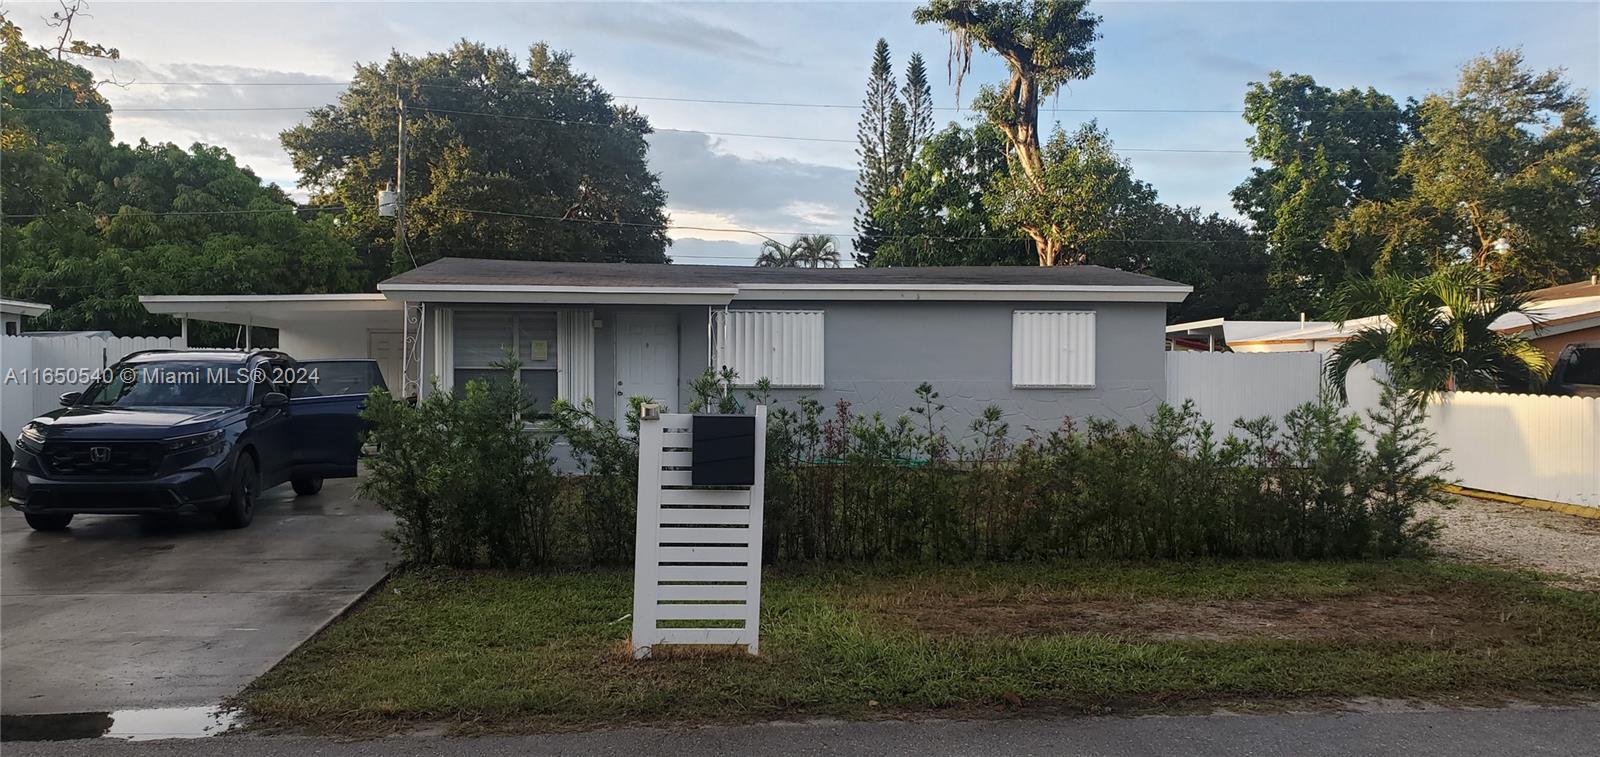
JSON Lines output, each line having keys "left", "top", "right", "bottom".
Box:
{"left": 239, "top": 561, "right": 1600, "bottom": 734}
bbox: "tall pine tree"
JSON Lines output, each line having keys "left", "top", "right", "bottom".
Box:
{"left": 853, "top": 39, "right": 902, "bottom": 265}
{"left": 902, "top": 53, "right": 934, "bottom": 167}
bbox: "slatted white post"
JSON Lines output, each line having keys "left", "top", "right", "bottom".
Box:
{"left": 631, "top": 405, "right": 766, "bottom": 659}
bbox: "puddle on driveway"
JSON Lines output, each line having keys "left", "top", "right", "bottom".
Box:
{"left": 1, "top": 706, "right": 236, "bottom": 741}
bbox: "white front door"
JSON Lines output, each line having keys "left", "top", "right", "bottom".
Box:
{"left": 614, "top": 312, "right": 679, "bottom": 421}
{"left": 368, "top": 330, "right": 405, "bottom": 390}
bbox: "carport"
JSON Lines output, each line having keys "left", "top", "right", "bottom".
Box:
{"left": 139, "top": 294, "right": 406, "bottom": 389}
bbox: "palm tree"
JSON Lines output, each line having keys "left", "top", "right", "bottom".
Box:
{"left": 754, "top": 235, "right": 842, "bottom": 268}
{"left": 1324, "top": 266, "right": 1551, "bottom": 401}
{"left": 791, "top": 234, "right": 842, "bottom": 268}
{"left": 754, "top": 239, "right": 799, "bottom": 268}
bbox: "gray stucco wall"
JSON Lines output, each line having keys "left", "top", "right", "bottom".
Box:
{"left": 437, "top": 299, "right": 1167, "bottom": 434}
{"left": 728, "top": 299, "right": 1169, "bottom": 434}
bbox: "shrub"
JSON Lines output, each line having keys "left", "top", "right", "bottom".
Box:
{"left": 359, "top": 359, "right": 559, "bottom": 569}
{"left": 758, "top": 385, "right": 1447, "bottom": 562}
{"left": 548, "top": 398, "right": 641, "bottom": 565}
{"left": 361, "top": 370, "right": 1448, "bottom": 567}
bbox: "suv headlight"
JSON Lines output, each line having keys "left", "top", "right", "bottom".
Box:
{"left": 17, "top": 422, "right": 48, "bottom": 453}
{"left": 164, "top": 429, "right": 225, "bottom": 455}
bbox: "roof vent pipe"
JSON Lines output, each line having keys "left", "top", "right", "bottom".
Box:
{"left": 1300, "top": 312, "right": 1307, "bottom": 327}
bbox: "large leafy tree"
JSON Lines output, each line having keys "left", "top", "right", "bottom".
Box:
{"left": 0, "top": 15, "right": 359, "bottom": 340}
{"left": 870, "top": 122, "right": 1028, "bottom": 266}
{"left": 1230, "top": 72, "right": 1410, "bottom": 316}
{"left": 1323, "top": 266, "right": 1551, "bottom": 400}
{"left": 282, "top": 42, "right": 668, "bottom": 288}
{"left": 987, "top": 122, "right": 1154, "bottom": 266}
{"left": 914, "top": 0, "right": 1102, "bottom": 266}
{"left": 1330, "top": 51, "right": 1600, "bottom": 289}
{"left": 0, "top": 13, "right": 114, "bottom": 219}
{"left": 1092, "top": 205, "right": 1267, "bottom": 322}
{"left": 870, "top": 122, "right": 1268, "bottom": 320}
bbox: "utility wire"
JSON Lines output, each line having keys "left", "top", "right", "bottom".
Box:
{"left": 0, "top": 203, "right": 1269, "bottom": 245}
{"left": 104, "top": 79, "right": 1408, "bottom": 117}
{"left": 7, "top": 103, "right": 1251, "bottom": 154}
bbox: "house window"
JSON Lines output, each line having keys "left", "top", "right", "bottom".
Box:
{"left": 1012, "top": 310, "right": 1096, "bottom": 388}
{"left": 713, "top": 310, "right": 824, "bottom": 388}
{"left": 452, "top": 311, "right": 559, "bottom": 413}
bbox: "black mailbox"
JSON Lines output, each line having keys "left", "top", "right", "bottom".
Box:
{"left": 691, "top": 414, "right": 757, "bottom": 487}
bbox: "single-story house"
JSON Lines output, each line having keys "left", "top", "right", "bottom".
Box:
{"left": 1, "top": 298, "right": 51, "bottom": 336}
{"left": 1166, "top": 275, "right": 1600, "bottom": 362}
{"left": 142, "top": 258, "right": 1192, "bottom": 429}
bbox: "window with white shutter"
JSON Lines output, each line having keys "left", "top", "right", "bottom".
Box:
{"left": 713, "top": 310, "right": 824, "bottom": 388}
{"left": 1012, "top": 310, "right": 1096, "bottom": 388}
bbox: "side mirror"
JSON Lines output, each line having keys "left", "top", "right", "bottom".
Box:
{"left": 259, "top": 391, "right": 289, "bottom": 409}
{"left": 59, "top": 392, "right": 81, "bottom": 407}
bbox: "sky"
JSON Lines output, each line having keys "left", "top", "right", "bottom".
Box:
{"left": 9, "top": 1, "right": 1599, "bottom": 265}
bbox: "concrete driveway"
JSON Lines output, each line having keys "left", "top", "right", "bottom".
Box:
{"left": 1, "top": 477, "right": 393, "bottom": 716}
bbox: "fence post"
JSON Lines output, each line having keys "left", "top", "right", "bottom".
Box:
{"left": 630, "top": 406, "right": 664, "bottom": 660}
{"left": 631, "top": 407, "right": 766, "bottom": 659}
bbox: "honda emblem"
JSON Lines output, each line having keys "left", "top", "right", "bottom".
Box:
{"left": 89, "top": 446, "right": 111, "bottom": 463}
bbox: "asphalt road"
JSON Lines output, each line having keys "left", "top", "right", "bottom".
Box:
{"left": 6, "top": 706, "right": 1600, "bottom": 756}
{"left": 1, "top": 477, "right": 393, "bottom": 715}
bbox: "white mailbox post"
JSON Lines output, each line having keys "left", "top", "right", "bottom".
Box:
{"left": 631, "top": 406, "right": 766, "bottom": 658}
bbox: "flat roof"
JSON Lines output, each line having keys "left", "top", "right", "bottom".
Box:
{"left": 1, "top": 298, "right": 52, "bottom": 317}
{"left": 377, "top": 258, "right": 1193, "bottom": 304}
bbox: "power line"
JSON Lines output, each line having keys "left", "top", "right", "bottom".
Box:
{"left": 0, "top": 205, "right": 347, "bottom": 221}
{"left": 107, "top": 79, "right": 1406, "bottom": 117}
{"left": 6, "top": 103, "right": 1251, "bottom": 154}
{"left": 1, "top": 202, "right": 1267, "bottom": 246}
{"left": 434, "top": 205, "right": 1269, "bottom": 244}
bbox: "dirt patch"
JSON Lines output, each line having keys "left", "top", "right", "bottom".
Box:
{"left": 873, "top": 592, "right": 1528, "bottom": 643}
{"left": 1423, "top": 496, "right": 1600, "bottom": 588}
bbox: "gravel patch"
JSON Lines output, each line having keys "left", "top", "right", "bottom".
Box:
{"left": 1421, "top": 495, "right": 1600, "bottom": 586}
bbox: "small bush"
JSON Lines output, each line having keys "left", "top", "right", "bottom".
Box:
{"left": 548, "top": 398, "right": 640, "bottom": 565}
{"left": 359, "top": 359, "right": 559, "bottom": 569}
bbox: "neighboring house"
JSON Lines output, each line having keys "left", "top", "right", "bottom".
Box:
{"left": 1, "top": 298, "right": 51, "bottom": 335}
{"left": 143, "top": 259, "right": 1192, "bottom": 429}
{"left": 1166, "top": 275, "right": 1600, "bottom": 360}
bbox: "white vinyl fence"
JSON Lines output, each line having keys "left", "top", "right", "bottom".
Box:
{"left": 0, "top": 335, "right": 184, "bottom": 442}
{"left": 1167, "top": 351, "right": 1600, "bottom": 509}
{"left": 1165, "top": 351, "right": 1326, "bottom": 432}
{"left": 631, "top": 408, "right": 766, "bottom": 658}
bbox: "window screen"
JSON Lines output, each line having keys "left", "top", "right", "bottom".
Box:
{"left": 452, "top": 311, "right": 560, "bottom": 413}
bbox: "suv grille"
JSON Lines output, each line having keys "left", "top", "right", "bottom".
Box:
{"left": 42, "top": 442, "right": 165, "bottom": 477}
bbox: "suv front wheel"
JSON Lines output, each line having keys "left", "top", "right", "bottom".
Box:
{"left": 216, "top": 457, "right": 258, "bottom": 529}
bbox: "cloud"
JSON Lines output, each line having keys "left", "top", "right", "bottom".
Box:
{"left": 1187, "top": 50, "right": 1268, "bottom": 79}
{"left": 647, "top": 130, "right": 857, "bottom": 237}
{"left": 84, "top": 59, "right": 341, "bottom": 187}
{"left": 538, "top": 4, "right": 786, "bottom": 66}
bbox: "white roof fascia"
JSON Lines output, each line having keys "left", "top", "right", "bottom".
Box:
{"left": 733, "top": 283, "right": 1194, "bottom": 303}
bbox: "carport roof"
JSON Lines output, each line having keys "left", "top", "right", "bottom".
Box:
{"left": 378, "top": 258, "right": 1194, "bottom": 304}
{"left": 139, "top": 294, "right": 400, "bottom": 327}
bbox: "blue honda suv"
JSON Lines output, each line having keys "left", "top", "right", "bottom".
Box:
{"left": 8, "top": 349, "right": 381, "bottom": 531}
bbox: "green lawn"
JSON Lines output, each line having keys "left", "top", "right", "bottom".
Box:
{"left": 240, "top": 561, "right": 1600, "bottom": 734}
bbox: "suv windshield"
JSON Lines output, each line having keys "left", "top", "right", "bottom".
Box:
{"left": 79, "top": 361, "right": 249, "bottom": 408}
